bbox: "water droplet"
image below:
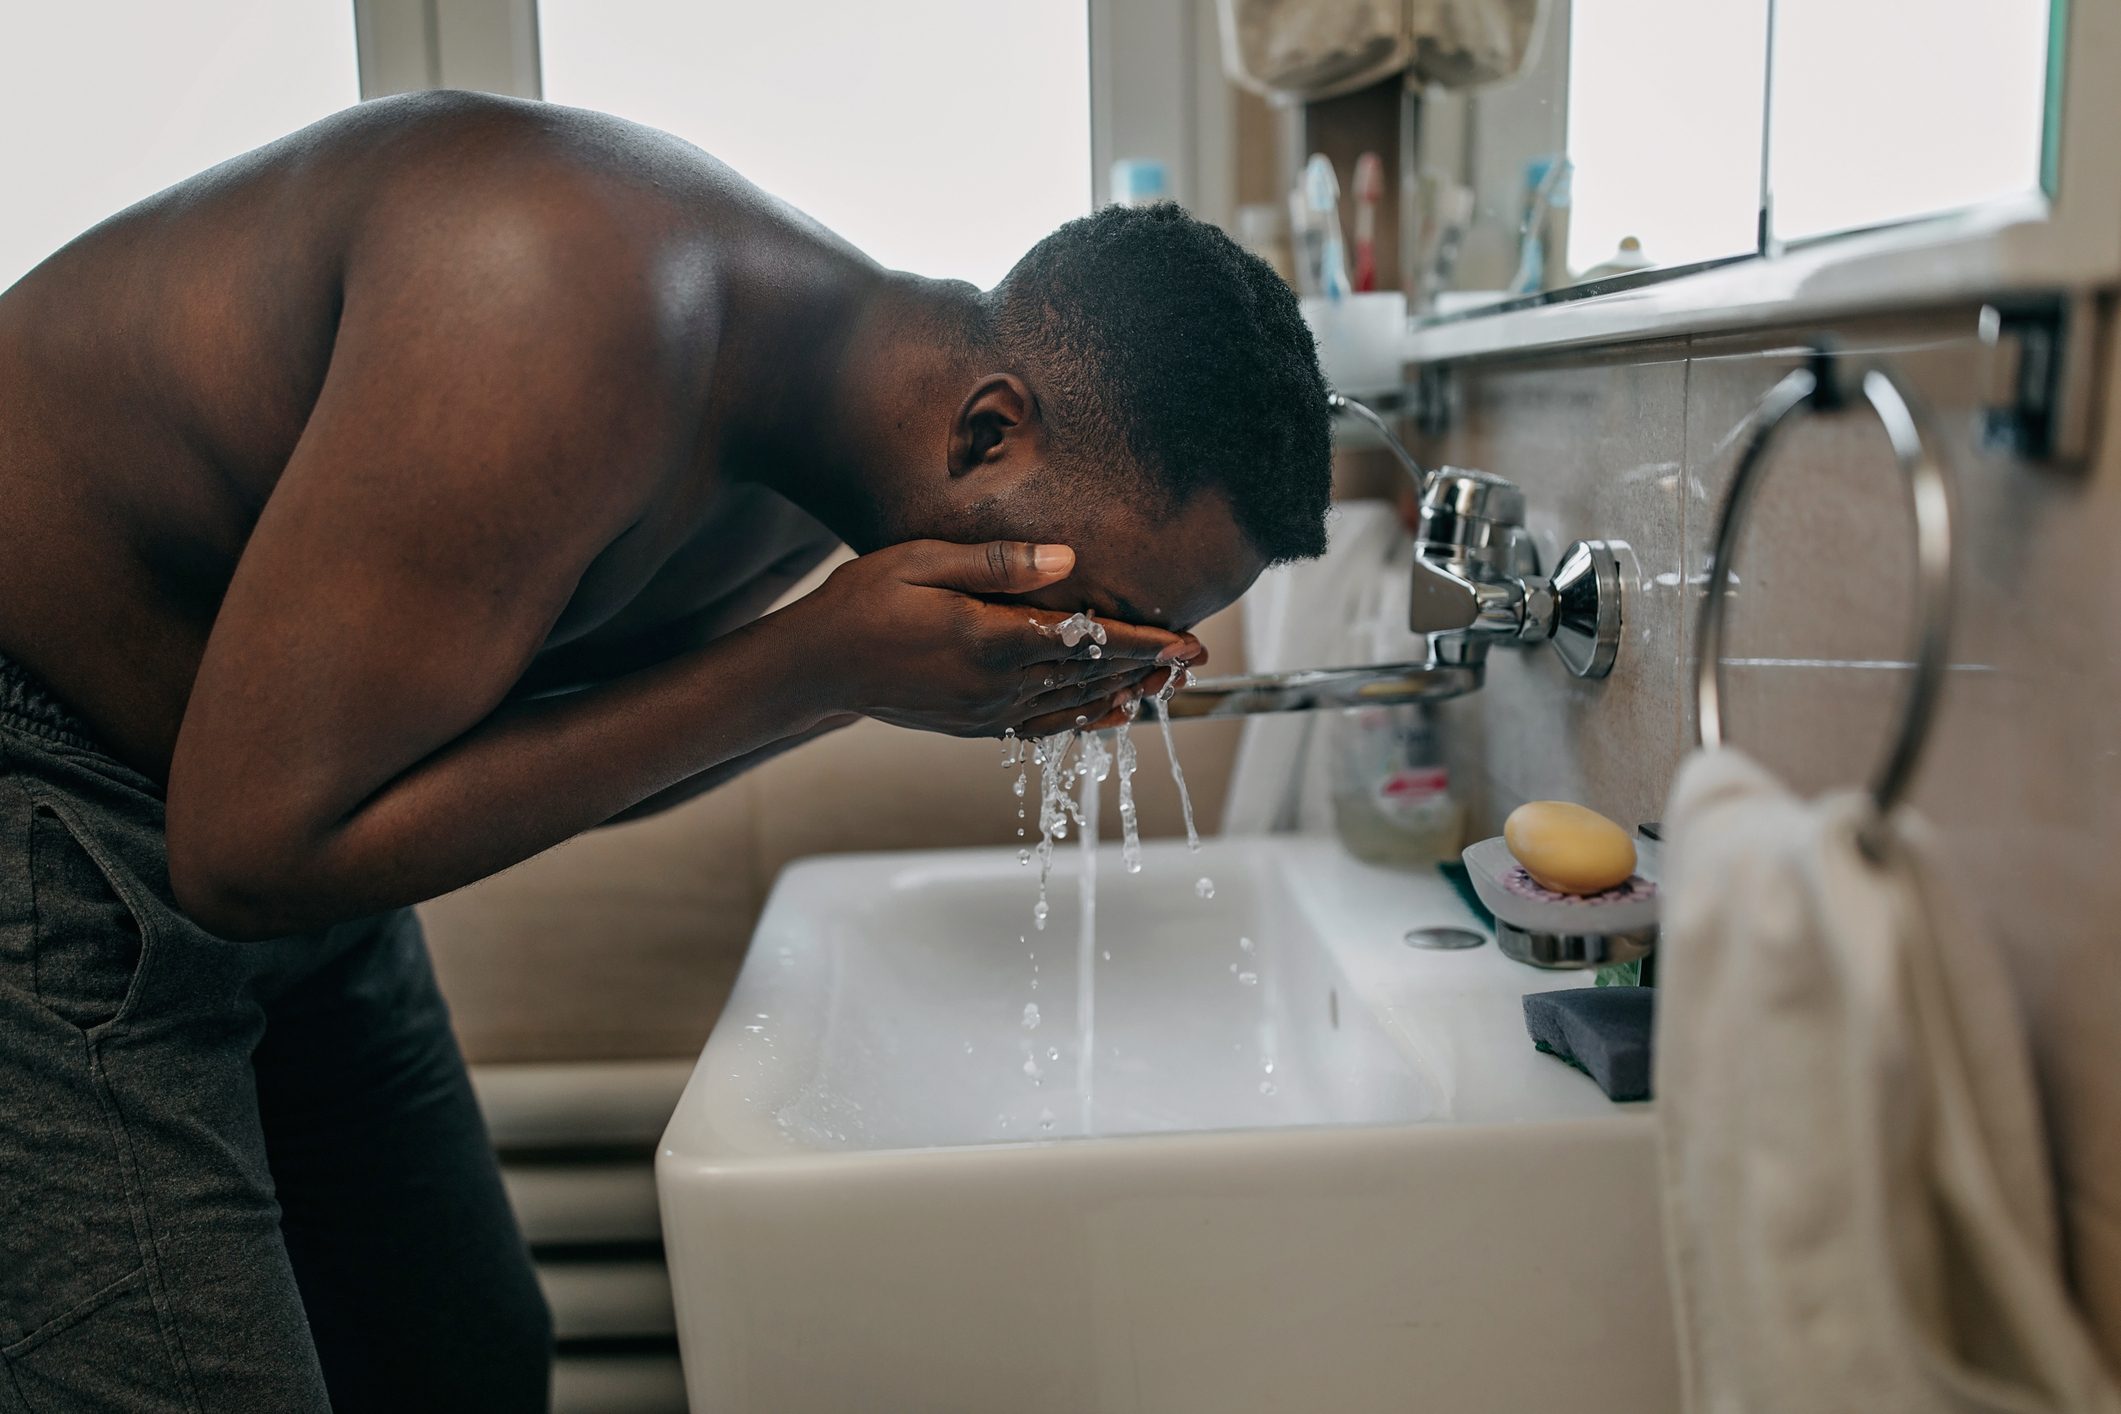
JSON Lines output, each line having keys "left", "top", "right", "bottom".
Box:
{"left": 1087, "top": 644, "right": 1102, "bottom": 659}
{"left": 1259, "top": 1080, "right": 1278, "bottom": 1096}
{"left": 1101, "top": 950, "right": 1111, "bottom": 961}
{"left": 1237, "top": 971, "right": 1258, "bottom": 986}
{"left": 1018, "top": 848, "right": 1031, "bottom": 865}
{"left": 1023, "top": 1057, "right": 1044, "bottom": 1082}
{"left": 1195, "top": 877, "right": 1216, "bottom": 899}
{"left": 1262, "top": 1060, "right": 1276, "bottom": 1074}
{"left": 1022, "top": 1003, "right": 1041, "bottom": 1030}
{"left": 1239, "top": 936, "right": 1255, "bottom": 954}
{"left": 964, "top": 1041, "right": 976, "bottom": 1055}
{"left": 1013, "top": 775, "right": 1027, "bottom": 797}
{"left": 1039, "top": 1108, "right": 1056, "bottom": 1131}
{"left": 1033, "top": 899, "right": 1049, "bottom": 928}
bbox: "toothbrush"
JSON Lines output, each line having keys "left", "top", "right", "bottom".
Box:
{"left": 1352, "top": 152, "right": 1382, "bottom": 293}
{"left": 1302, "top": 154, "right": 1351, "bottom": 302}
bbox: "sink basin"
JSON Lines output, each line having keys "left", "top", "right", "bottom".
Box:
{"left": 659, "top": 836, "right": 1678, "bottom": 1413}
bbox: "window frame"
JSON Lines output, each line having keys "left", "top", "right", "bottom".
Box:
{"left": 1405, "top": 0, "right": 2113, "bottom": 362}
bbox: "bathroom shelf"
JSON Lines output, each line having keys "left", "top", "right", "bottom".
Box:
{"left": 1401, "top": 195, "right": 2111, "bottom": 369}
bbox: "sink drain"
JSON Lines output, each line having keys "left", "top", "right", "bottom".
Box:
{"left": 1404, "top": 926, "right": 1487, "bottom": 951}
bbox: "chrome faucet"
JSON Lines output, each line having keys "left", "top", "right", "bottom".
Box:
{"left": 1409, "top": 467, "right": 1622, "bottom": 680}
{"left": 1151, "top": 394, "right": 1623, "bottom": 721}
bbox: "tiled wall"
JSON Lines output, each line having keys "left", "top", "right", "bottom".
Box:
{"left": 1409, "top": 303, "right": 2121, "bottom": 1364}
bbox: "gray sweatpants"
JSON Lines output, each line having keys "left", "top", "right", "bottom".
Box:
{"left": 0, "top": 654, "right": 551, "bottom": 1411}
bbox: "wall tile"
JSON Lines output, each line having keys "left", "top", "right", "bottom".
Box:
{"left": 1413, "top": 341, "right": 1691, "bottom": 837}
{"left": 421, "top": 778, "right": 767, "bottom": 1064}
{"left": 1679, "top": 308, "right": 2121, "bottom": 939}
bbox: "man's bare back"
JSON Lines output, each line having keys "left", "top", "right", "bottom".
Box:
{"left": 0, "top": 92, "right": 845, "bottom": 777}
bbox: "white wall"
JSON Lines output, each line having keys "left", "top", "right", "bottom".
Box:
{"left": 0, "top": 1, "right": 360, "bottom": 292}
{"left": 539, "top": 0, "right": 1092, "bottom": 289}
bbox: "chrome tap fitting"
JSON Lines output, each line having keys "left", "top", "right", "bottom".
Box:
{"left": 1145, "top": 396, "right": 1624, "bottom": 722}
{"left": 1409, "top": 468, "right": 1622, "bottom": 679}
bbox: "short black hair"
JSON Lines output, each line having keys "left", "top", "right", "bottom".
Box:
{"left": 988, "top": 202, "right": 1331, "bottom": 564}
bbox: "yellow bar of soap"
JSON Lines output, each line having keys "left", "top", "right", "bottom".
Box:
{"left": 1503, "top": 801, "right": 1637, "bottom": 895}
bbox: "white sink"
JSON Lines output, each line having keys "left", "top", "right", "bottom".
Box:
{"left": 658, "top": 836, "right": 1678, "bottom": 1413}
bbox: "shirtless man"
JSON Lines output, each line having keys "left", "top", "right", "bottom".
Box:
{"left": 0, "top": 92, "right": 1330, "bottom": 1410}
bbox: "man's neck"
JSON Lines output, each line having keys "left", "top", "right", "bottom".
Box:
{"left": 713, "top": 261, "right": 983, "bottom": 550}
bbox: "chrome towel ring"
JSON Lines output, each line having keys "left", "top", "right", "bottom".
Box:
{"left": 1693, "top": 350, "right": 1958, "bottom": 861}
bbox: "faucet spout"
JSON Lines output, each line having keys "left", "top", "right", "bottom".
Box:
{"left": 1143, "top": 662, "right": 1483, "bottom": 720}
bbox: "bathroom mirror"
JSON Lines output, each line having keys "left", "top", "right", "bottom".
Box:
{"left": 1386, "top": 0, "right": 2062, "bottom": 321}
{"left": 1408, "top": 0, "right": 1770, "bottom": 317}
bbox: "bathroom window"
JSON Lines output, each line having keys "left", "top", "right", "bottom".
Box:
{"left": 0, "top": 0, "right": 361, "bottom": 292}
{"left": 1564, "top": 0, "right": 1771, "bottom": 278}
{"left": 1436, "top": 0, "right": 2067, "bottom": 331}
{"left": 538, "top": 0, "right": 1095, "bottom": 290}
{"left": 1765, "top": 0, "right": 2056, "bottom": 244}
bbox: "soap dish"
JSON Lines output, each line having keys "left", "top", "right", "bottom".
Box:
{"left": 1461, "top": 835, "right": 1660, "bottom": 970}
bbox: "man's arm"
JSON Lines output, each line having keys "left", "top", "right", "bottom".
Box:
{"left": 600, "top": 713, "right": 857, "bottom": 825}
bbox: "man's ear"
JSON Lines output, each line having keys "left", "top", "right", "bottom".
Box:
{"left": 947, "top": 374, "right": 1040, "bottom": 477}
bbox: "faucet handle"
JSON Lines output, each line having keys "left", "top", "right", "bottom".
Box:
{"left": 1419, "top": 467, "right": 1526, "bottom": 530}
{"left": 1541, "top": 539, "right": 1624, "bottom": 678}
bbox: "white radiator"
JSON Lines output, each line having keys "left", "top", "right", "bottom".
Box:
{"left": 472, "top": 1060, "right": 695, "bottom": 1414}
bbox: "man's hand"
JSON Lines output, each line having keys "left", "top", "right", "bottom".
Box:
{"left": 785, "top": 539, "right": 1204, "bottom": 738}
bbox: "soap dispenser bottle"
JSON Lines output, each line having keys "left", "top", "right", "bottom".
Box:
{"left": 1327, "top": 530, "right": 1466, "bottom": 868}
{"left": 1329, "top": 700, "right": 1466, "bottom": 868}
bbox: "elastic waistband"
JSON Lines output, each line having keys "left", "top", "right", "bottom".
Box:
{"left": 0, "top": 651, "right": 106, "bottom": 755}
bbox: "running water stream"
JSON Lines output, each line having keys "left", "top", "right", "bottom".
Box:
{"left": 1008, "top": 633, "right": 1207, "bottom": 1137}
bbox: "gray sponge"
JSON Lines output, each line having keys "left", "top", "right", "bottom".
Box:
{"left": 1522, "top": 987, "right": 1655, "bottom": 1102}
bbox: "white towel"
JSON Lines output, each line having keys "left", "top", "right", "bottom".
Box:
{"left": 1220, "top": 500, "right": 1420, "bottom": 834}
{"left": 1656, "top": 748, "right": 2121, "bottom": 1414}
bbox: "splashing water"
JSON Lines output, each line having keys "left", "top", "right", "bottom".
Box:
{"left": 1074, "top": 730, "right": 1111, "bottom": 1132}
{"left": 990, "top": 640, "right": 1222, "bottom": 1141}
{"left": 1114, "top": 702, "right": 1144, "bottom": 874}
{"left": 1027, "top": 730, "right": 1082, "bottom": 932}
{"left": 1154, "top": 665, "right": 1203, "bottom": 852}
{"left": 1036, "top": 611, "right": 1108, "bottom": 649}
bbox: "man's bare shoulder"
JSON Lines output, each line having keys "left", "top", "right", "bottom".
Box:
{"left": 321, "top": 94, "right": 745, "bottom": 369}
{"left": 332, "top": 90, "right": 750, "bottom": 240}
